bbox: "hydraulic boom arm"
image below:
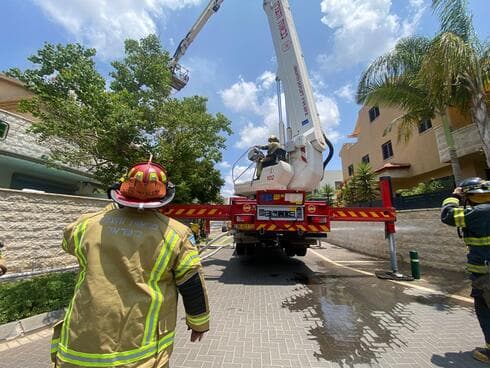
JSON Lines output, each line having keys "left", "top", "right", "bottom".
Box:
{"left": 170, "top": 0, "right": 223, "bottom": 90}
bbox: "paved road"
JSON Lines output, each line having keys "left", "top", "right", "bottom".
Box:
{"left": 0, "top": 242, "right": 486, "bottom": 368}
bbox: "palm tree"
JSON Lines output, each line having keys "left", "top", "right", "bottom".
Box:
{"left": 319, "top": 183, "right": 335, "bottom": 205}
{"left": 357, "top": 37, "right": 464, "bottom": 184}
{"left": 428, "top": 0, "right": 490, "bottom": 168}
{"left": 354, "top": 162, "right": 379, "bottom": 205}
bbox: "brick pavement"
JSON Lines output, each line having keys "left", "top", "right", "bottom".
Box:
{"left": 0, "top": 242, "right": 487, "bottom": 368}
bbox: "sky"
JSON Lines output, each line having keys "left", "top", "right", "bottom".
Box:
{"left": 1, "top": 0, "right": 489, "bottom": 197}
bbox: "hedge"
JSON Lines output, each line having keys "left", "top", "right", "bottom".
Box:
{"left": 0, "top": 272, "right": 76, "bottom": 324}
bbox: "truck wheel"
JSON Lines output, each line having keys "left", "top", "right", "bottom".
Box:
{"left": 246, "top": 246, "right": 256, "bottom": 256}
{"left": 236, "top": 244, "right": 245, "bottom": 256}
{"left": 285, "top": 248, "right": 296, "bottom": 257}
{"left": 295, "top": 247, "right": 307, "bottom": 257}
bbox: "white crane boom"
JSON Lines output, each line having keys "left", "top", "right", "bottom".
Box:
{"left": 236, "top": 0, "right": 328, "bottom": 195}
{"left": 170, "top": 0, "right": 223, "bottom": 90}
{"left": 263, "top": 0, "right": 326, "bottom": 152}
{"left": 172, "top": 0, "right": 331, "bottom": 195}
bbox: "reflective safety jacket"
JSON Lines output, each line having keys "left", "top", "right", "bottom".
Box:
{"left": 259, "top": 142, "right": 281, "bottom": 156}
{"left": 441, "top": 197, "right": 490, "bottom": 274}
{"left": 51, "top": 206, "right": 210, "bottom": 367}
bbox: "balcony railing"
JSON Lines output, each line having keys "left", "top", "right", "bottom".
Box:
{"left": 435, "top": 123, "right": 483, "bottom": 163}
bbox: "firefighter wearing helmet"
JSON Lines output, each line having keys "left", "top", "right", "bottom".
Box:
{"left": 51, "top": 159, "right": 210, "bottom": 368}
{"left": 255, "top": 135, "right": 283, "bottom": 179}
{"left": 441, "top": 177, "right": 490, "bottom": 364}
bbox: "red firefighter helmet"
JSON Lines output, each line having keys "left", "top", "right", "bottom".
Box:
{"left": 110, "top": 160, "right": 175, "bottom": 209}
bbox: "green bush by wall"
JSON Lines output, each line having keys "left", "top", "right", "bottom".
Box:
{"left": 0, "top": 272, "right": 76, "bottom": 324}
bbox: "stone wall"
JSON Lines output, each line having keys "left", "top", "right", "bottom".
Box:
{"left": 0, "top": 189, "right": 109, "bottom": 273}
{"left": 327, "top": 208, "right": 467, "bottom": 272}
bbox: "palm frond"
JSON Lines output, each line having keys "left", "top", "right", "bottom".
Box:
{"left": 357, "top": 37, "right": 431, "bottom": 104}
{"left": 432, "top": 0, "right": 474, "bottom": 42}
{"left": 480, "top": 43, "right": 490, "bottom": 89}
{"left": 420, "top": 32, "right": 477, "bottom": 108}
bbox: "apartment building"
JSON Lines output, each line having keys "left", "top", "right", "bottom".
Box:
{"left": 0, "top": 74, "right": 100, "bottom": 195}
{"left": 340, "top": 105, "right": 488, "bottom": 191}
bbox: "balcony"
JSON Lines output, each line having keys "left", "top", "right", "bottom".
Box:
{"left": 435, "top": 123, "right": 483, "bottom": 163}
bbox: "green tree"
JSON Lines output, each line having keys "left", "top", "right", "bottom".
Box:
{"left": 319, "top": 183, "right": 335, "bottom": 205}
{"left": 357, "top": 36, "right": 464, "bottom": 184}
{"left": 357, "top": 1, "right": 490, "bottom": 184}
{"left": 337, "top": 178, "right": 357, "bottom": 207}
{"left": 7, "top": 35, "right": 232, "bottom": 203}
{"left": 354, "top": 162, "right": 379, "bottom": 204}
{"left": 428, "top": 0, "right": 490, "bottom": 168}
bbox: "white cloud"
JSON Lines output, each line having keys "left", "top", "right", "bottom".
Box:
{"left": 315, "top": 93, "right": 341, "bottom": 143}
{"left": 318, "top": 0, "right": 426, "bottom": 70}
{"left": 219, "top": 72, "right": 342, "bottom": 149}
{"left": 218, "top": 77, "right": 260, "bottom": 114}
{"left": 334, "top": 83, "right": 355, "bottom": 102}
{"left": 33, "top": 0, "right": 203, "bottom": 59}
{"left": 258, "top": 71, "right": 276, "bottom": 90}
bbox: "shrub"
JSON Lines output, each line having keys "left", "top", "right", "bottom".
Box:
{"left": 396, "top": 179, "right": 445, "bottom": 197}
{"left": 0, "top": 272, "right": 77, "bottom": 324}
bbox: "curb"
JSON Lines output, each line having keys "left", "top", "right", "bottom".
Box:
{"left": 0, "top": 309, "right": 64, "bottom": 341}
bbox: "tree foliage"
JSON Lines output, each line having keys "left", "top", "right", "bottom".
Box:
{"left": 335, "top": 163, "right": 379, "bottom": 207}
{"left": 396, "top": 179, "right": 445, "bottom": 197}
{"left": 353, "top": 162, "right": 379, "bottom": 203}
{"left": 6, "top": 35, "right": 232, "bottom": 203}
{"left": 357, "top": 0, "right": 490, "bottom": 182}
{"left": 308, "top": 183, "right": 335, "bottom": 204}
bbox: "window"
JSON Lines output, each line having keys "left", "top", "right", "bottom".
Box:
{"left": 418, "top": 119, "right": 432, "bottom": 133}
{"left": 0, "top": 120, "right": 9, "bottom": 140}
{"left": 368, "top": 106, "right": 380, "bottom": 122}
{"left": 381, "top": 141, "right": 394, "bottom": 160}
{"left": 348, "top": 164, "right": 354, "bottom": 176}
{"left": 10, "top": 173, "right": 77, "bottom": 195}
{"left": 362, "top": 154, "right": 370, "bottom": 164}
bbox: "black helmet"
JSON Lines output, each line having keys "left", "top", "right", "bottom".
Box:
{"left": 460, "top": 177, "right": 490, "bottom": 194}
{"left": 460, "top": 177, "right": 490, "bottom": 204}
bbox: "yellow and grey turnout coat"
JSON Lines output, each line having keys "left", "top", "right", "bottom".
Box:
{"left": 51, "top": 205, "right": 210, "bottom": 367}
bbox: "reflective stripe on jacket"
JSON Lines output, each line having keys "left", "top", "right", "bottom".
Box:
{"left": 52, "top": 206, "right": 209, "bottom": 367}
{"left": 441, "top": 197, "right": 490, "bottom": 274}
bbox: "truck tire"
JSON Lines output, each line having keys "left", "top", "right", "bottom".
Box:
{"left": 285, "top": 248, "right": 296, "bottom": 257}
{"left": 236, "top": 244, "right": 245, "bottom": 256}
{"left": 295, "top": 247, "right": 307, "bottom": 257}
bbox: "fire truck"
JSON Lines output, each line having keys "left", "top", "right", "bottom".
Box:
{"left": 163, "top": 0, "right": 400, "bottom": 272}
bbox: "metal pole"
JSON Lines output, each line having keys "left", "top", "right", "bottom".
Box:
{"left": 387, "top": 233, "right": 398, "bottom": 273}
{"left": 276, "top": 76, "right": 286, "bottom": 144}
{"left": 379, "top": 176, "right": 400, "bottom": 274}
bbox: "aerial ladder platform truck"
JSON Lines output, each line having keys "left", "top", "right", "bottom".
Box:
{"left": 163, "top": 0, "right": 404, "bottom": 278}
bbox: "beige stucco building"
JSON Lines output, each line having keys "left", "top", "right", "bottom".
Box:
{"left": 340, "top": 105, "right": 489, "bottom": 191}
{"left": 0, "top": 74, "right": 100, "bottom": 195}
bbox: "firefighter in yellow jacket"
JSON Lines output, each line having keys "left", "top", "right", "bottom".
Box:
{"left": 51, "top": 160, "right": 210, "bottom": 368}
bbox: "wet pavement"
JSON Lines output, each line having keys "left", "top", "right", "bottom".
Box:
{"left": 0, "top": 241, "right": 486, "bottom": 367}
